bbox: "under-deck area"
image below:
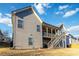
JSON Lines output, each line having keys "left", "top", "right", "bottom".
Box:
{"left": 43, "top": 37, "right": 51, "bottom": 48}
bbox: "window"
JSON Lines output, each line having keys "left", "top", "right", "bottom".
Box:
{"left": 28, "top": 37, "right": 33, "bottom": 45}
{"left": 18, "top": 20, "right": 23, "bottom": 28}
{"left": 37, "top": 25, "right": 40, "bottom": 32}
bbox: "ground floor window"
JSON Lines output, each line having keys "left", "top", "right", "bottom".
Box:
{"left": 28, "top": 37, "right": 33, "bottom": 45}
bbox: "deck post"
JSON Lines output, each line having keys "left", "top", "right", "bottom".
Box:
{"left": 46, "top": 27, "right": 48, "bottom": 37}
{"left": 55, "top": 29, "right": 56, "bottom": 34}
{"left": 51, "top": 28, "right": 52, "bottom": 38}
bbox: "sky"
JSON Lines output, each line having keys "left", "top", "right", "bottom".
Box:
{"left": 0, "top": 3, "right": 79, "bottom": 38}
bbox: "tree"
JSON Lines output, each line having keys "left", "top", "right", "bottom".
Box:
{"left": 0, "top": 29, "right": 4, "bottom": 42}
{"left": 3, "top": 30, "right": 12, "bottom": 47}
{"left": 3, "top": 30, "right": 9, "bottom": 37}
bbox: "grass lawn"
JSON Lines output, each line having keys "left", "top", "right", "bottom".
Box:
{"left": 0, "top": 48, "right": 79, "bottom": 56}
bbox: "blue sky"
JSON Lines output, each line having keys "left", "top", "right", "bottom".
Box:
{"left": 0, "top": 3, "right": 79, "bottom": 38}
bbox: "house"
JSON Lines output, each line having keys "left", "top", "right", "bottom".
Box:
{"left": 12, "top": 6, "right": 67, "bottom": 49}
{"left": 0, "top": 30, "right": 4, "bottom": 42}
{"left": 66, "top": 34, "right": 79, "bottom": 47}
{"left": 0, "top": 30, "right": 10, "bottom": 47}
{"left": 66, "top": 34, "right": 72, "bottom": 48}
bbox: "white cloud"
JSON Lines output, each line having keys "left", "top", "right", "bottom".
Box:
{"left": 74, "top": 35, "right": 79, "bottom": 38}
{"left": 67, "top": 25, "right": 79, "bottom": 32}
{"left": 34, "top": 3, "right": 51, "bottom": 14}
{"left": 63, "top": 10, "right": 76, "bottom": 17}
{"left": 10, "top": 6, "right": 16, "bottom": 10}
{"left": 56, "top": 5, "right": 69, "bottom": 15}
{"left": 9, "top": 33, "right": 12, "bottom": 38}
{"left": 34, "top": 3, "right": 45, "bottom": 14}
{"left": 56, "top": 11, "right": 64, "bottom": 15}
{"left": 56, "top": 5, "right": 69, "bottom": 16}
{"left": 63, "top": 8, "right": 79, "bottom": 18}
{"left": 0, "top": 13, "right": 2, "bottom": 16}
{"left": 5, "top": 14, "right": 11, "bottom": 18}
{"left": 67, "top": 25, "right": 79, "bottom": 38}
{"left": 42, "top": 3, "right": 51, "bottom": 8}
{"left": 0, "top": 13, "right": 2, "bottom": 18}
{"left": 59, "top": 5, "right": 69, "bottom": 10}
{"left": 0, "top": 13, "right": 12, "bottom": 27}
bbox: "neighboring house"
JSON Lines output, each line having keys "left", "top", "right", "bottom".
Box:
{"left": 66, "top": 35, "right": 72, "bottom": 47}
{"left": 5, "top": 37, "right": 12, "bottom": 43}
{"left": 12, "top": 6, "right": 67, "bottom": 49}
{"left": 0, "top": 30, "right": 11, "bottom": 47}
{"left": 66, "top": 34, "right": 78, "bottom": 47}
{"left": 69, "top": 34, "right": 79, "bottom": 44}
{"left": 0, "top": 30, "right": 8, "bottom": 47}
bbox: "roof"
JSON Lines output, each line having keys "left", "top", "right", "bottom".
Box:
{"left": 12, "top": 6, "right": 43, "bottom": 23}
{"left": 42, "top": 22, "right": 59, "bottom": 29}
{"left": 68, "top": 34, "right": 77, "bottom": 40}
{"left": 12, "top": 6, "right": 32, "bottom": 14}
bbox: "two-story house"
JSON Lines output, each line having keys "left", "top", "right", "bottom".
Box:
{"left": 12, "top": 6, "right": 67, "bottom": 49}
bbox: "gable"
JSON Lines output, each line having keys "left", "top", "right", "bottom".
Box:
{"left": 12, "top": 6, "right": 43, "bottom": 23}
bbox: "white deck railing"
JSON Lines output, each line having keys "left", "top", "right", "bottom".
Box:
{"left": 47, "top": 32, "right": 65, "bottom": 48}
{"left": 43, "top": 32, "right": 55, "bottom": 38}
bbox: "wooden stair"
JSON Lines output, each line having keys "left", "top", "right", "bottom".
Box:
{"left": 48, "top": 32, "right": 65, "bottom": 49}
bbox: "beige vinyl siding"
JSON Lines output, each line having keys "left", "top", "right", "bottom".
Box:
{"left": 13, "top": 12, "right": 43, "bottom": 49}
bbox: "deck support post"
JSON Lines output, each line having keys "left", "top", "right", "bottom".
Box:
{"left": 51, "top": 29, "right": 52, "bottom": 38}
{"left": 46, "top": 27, "right": 48, "bottom": 37}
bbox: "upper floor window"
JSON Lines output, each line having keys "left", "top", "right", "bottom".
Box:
{"left": 18, "top": 19, "right": 23, "bottom": 28}
{"left": 37, "top": 25, "right": 40, "bottom": 32}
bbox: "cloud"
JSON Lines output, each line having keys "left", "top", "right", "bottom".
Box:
{"left": 42, "top": 3, "right": 51, "bottom": 8}
{"left": 59, "top": 5, "right": 69, "bottom": 10}
{"left": 0, "top": 13, "right": 12, "bottom": 27}
{"left": 34, "top": 3, "right": 45, "bottom": 14}
{"left": 67, "top": 25, "right": 79, "bottom": 32}
{"left": 9, "top": 33, "right": 12, "bottom": 38}
{"left": 0, "top": 13, "right": 2, "bottom": 16}
{"left": 5, "top": 14, "right": 11, "bottom": 18}
{"left": 74, "top": 35, "right": 79, "bottom": 38}
{"left": 0, "top": 13, "right": 2, "bottom": 18}
{"left": 67, "top": 25, "right": 79, "bottom": 38}
{"left": 10, "top": 6, "right": 16, "bottom": 10}
{"left": 56, "top": 11, "right": 64, "bottom": 15}
{"left": 56, "top": 5, "right": 69, "bottom": 15}
{"left": 63, "top": 8, "right": 79, "bottom": 18}
{"left": 56, "top": 7, "right": 79, "bottom": 18}
{"left": 34, "top": 3, "right": 51, "bottom": 14}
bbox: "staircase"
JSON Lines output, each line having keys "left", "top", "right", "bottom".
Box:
{"left": 47, "top": 32, "right": 65, "bottom": 48}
